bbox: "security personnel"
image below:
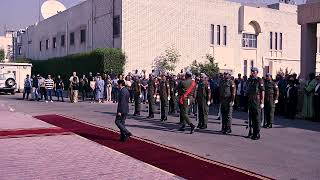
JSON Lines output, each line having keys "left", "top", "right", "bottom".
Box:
{"left": 147, "top": 74, "right": 156, "bottom": 118}
{"left": 132, "top": 76, "right": 141, "bottom": 116}
{"left": 219, "top": 72, "right": 236, "bottom": 134}
{"left": 263, "top": 73, "right": 279, "bottom": 128}
{"left": 247, "top": 67, "right": 265, "bottom": 140}
{"left": 159, "top": 74, "right": 170, "bottom": 121}
{"left": 169, "top": 75, "right": 177, "bottom": 114}
{"left": 196, "top": 73, "right": 211, "bottom": 129}
{"left": 177, "top": 71, "right": 196, "bottom": 133}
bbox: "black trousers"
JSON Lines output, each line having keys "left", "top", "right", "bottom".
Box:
{"left": 314, "top": 95, "right": 320, "bottom": 121}
{"left": 115, "top": 113, "right": 130, "bottom": 138}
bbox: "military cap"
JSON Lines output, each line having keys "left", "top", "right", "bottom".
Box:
{"left": 266, "top": 73, "right": 272, "bottom": 77}
{"left": 251, "top": 67, "right": 259, "bottom": 72}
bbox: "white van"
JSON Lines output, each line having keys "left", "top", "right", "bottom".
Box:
{"left": 0, "top": 63, "right": 32, "bottom": 94}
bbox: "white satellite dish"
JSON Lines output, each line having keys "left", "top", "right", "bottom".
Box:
{"left": 41, "top": 0, "right": 66, "bottom": 19}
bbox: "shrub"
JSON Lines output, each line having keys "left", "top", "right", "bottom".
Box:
{"left": 31, "top": 48, "right": 126, "bottom": 81}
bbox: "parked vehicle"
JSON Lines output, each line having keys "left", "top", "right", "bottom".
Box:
{"left": 0, "top": 72, "right": 16, "bottom": 94}
{"left": 0, "top": 63, "right": 32, "bottom": 94}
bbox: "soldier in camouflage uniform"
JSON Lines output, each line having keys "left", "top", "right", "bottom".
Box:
{"left": 263, "top": 73, "right": 279, "bottom": 128}
{"left": 159, "top": 74, "right": 170, "bottom": 121}
{"left": 132, "top": 76, "right": 142, "bottom": 116}
{"left": 177, "top": 71, "right": 196, "bottom": 134}
{"left": 147, "top": 74, "right": 156, "bottom": 119}
{"left": 247, "top": 67, "right": 265, "bottom": 140}
{"left": 219, "top": 72, "right": 236, "bottom": 134}
{"left": 196, "top": 73, "right": 211, "bottom": 129}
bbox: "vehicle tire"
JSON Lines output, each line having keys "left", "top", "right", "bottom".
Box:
{"left": 5, "top": 78, "right": 16, "bottom": 88}
{"left": 10, "top": 90, "right": 15, "bottom": 95}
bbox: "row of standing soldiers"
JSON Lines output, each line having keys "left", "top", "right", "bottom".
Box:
{"left": 130, "top": 67, "right": 278, "bottom": 140}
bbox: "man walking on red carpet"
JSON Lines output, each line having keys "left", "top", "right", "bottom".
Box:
{"left": 115, "top": 80, "right": 132, "bottom": 142}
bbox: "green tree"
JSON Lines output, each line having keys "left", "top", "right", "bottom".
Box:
{"left": 153, "top": 46, "right": 180, "bottom": 74}
{"left": 189, "top": 54, "right": 219, "bottom": 77}
{"left": 0, "top": 49, "right": 4, "bottom": 62}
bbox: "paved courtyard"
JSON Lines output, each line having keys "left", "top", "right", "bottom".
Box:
{"left": 0, "top": 94, "right": 320, "bottom": 180}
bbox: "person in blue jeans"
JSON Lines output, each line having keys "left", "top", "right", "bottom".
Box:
{"left": 55, "top": 75, "right": 65, "bottom": 102}
{"left": 44, "top": 75, "right": 55, "bottom": 103}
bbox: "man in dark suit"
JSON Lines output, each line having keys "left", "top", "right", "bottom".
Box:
{"left": 285, "top": 77, "right": 298, "bottom": 119}
{"left": 115, "top": 80, "right": 132, "bottom": 142}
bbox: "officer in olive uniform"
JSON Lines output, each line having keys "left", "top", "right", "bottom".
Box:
{"left": 196, "top": 73, "right": 211, "bottom": 129}
{"left": 247, "top": 67, "right": 265, "bottom": 140}
{"left": 263, "top": 73, "right": 279, "bottom": 128}
{"left": 147, "top": 74, "right": 156, "bottom": 119}
{"left": 132, "top": 76, "right": 141, "bottom": 116}
{"left": 169, "top": 75, "right": 178, "bottom": 114}
{"left": 219, "top": 72, "right": 236, "bottom": 134}
{"left": 159, "top": 74, "right": 170, "bottom": 121}
{"left": 177, "top": 71, "right": 196, "bottom": 133}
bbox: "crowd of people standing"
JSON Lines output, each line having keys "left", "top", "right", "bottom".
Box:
{"left": 21, "top": 68, "right": 320, "bottom": 141}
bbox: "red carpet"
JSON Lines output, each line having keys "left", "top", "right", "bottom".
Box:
{"left": 34, "top": 114, "right": 272, "bottom": 180}
{"left": 0, "top": 127, "right": 71, "bottom": 139}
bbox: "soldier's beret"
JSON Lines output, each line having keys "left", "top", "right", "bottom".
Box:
{"left": 251, "top": 67, "right": 259, "bottom": 72}
{"left": 266, "top": 73, "right": 272, "bottom": 77}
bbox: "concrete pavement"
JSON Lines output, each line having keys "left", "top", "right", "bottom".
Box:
{"left": 0, "top": 94, "right": 320, "bottom": 180}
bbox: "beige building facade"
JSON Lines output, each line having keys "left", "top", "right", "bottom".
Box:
{"left": 17, "top": 0, "right": 318, "bottom": 76}
{"left": 0, "top": 31, "right": 14, "bottom": 62}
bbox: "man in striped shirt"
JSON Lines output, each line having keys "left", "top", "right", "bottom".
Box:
{"left": 45, "top": 75, "right": 54, "bottom": 103}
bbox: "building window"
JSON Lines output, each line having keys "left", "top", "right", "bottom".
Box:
{"left": 270, "top": 32, "right": 273, "bottom": 50}
{"left": 223, "top": 26, "right": 227, "bottom": 46}
{"left": 250, "top": 60, "right": 254, "bottom": 68}
{"left": 61, "top": 35, "right": 65, "bottom": 47}
{"left": 46, "top": 39, "right": 49, "bottom": 50}
{"left": 280, "top": 33, "right": 283, "bottom": 50}
{"left": 80, "top": 29, "right": 86, "bottom": 43}
{"left": 243, "top": 60, "right": 247, "bottom": 76}
{"left": 113, "top": 16, "right": 120, "bottom": 37}
{"left": 211, "top": 24, "right": 214, "bottom": 45}
{"left": 242, "top": 34, "right": 257, "bottom": 48}
{"left": 217, "top": 25, "right": 221, "bottom": 45}
{"left": 53, "top": 37, "right": 56, "bottom": 48}
{"left": 70, "top": 32, "right": 75, "bottom": 45}
{"left": 275, "top": 32, "right": 278, "bottom": 50}
{"left": 18, "top": 47, "right": 21, "bottom": 55}
{"left": 39, "top": 41, "right": 42, "bottom": 51}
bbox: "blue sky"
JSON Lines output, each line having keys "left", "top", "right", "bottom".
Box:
{"left": 0, "top": 0, "right": 305, "bottom": 35}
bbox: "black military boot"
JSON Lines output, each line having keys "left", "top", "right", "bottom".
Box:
{"left": 200, "top": 125, "right": 207, "bottom": 129}
{"left": 251, "top": 133, "right": 260, "bottom": 140}
{"left": 190, "top": 124, "right": 196, "bottom": 134}
{"left": 225, "top": 127, "right": 232, "bottom": 134}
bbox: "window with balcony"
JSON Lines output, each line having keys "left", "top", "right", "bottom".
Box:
{"left": 242, "top": 34, "right": 257, "bottom": 48}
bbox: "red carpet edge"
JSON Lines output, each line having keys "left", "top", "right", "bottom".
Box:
{"left": 34, "top": 114, "right": 273, "bottom": 180}
{"left": 0, "top": 127, "right": 72, "bottom": 139}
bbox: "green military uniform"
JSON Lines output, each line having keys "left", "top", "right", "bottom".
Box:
{"left": 247, "top": 75, "right": 265, "bottom": 139}
{"left": 147, "top": 77, "right": 156, "bottom": 118}
{"left": 177, "top": 74, "right": 196, "bottom": 133}
{"left": 196, "top": 79, "right": 210, "bottom": 129}
{"left": 264, "top": 77, "right": 279, "bottom": 128}
{"left": 219, "top": 77, "right": 236, "bottom": 134}
{"left": 132, "top": 78, "right": 141, "bottom": 116}
{"left": 169, "top": 77, "right": 177, "bottom": 114}
{"left": 159, "top": 79, "right": 170, "bottom": 121}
